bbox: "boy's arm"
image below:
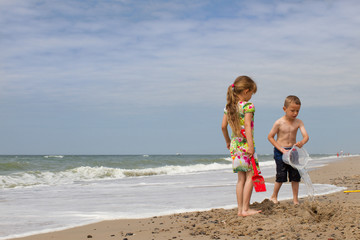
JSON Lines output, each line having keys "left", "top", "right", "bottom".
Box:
{"left": 268, "top": 120, "right": 287, "bottom": 154}
{"left": 295, "top": 120, "right": 309, "bottom": 148}
{"left": 221, "top": 114, "right": 231, "bottom": 149}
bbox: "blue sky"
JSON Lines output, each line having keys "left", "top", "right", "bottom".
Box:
{"left": 0, "top": 0, "right": 359, "bottom": 155}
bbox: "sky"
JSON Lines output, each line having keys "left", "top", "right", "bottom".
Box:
{"left": 0, "top": 0, "right": 359, "bottom": 155}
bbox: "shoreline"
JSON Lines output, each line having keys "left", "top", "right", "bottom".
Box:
{"left": 9, "top": 156, "right": 360, "bottom": 240}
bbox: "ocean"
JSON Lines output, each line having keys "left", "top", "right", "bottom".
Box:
{"left": 0, "top": 153, "right": 350, "bottom": 239}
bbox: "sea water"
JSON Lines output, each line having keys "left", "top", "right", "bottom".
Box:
{"left": 0, "top": 154, "right": 350, "bottom": 239}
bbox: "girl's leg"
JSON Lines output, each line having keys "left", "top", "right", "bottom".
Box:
{"left": 241, "top": 171, "right": 261, "bottom": 216}
{"left": 236, "top": 172, "right": 246, "bottom": 216}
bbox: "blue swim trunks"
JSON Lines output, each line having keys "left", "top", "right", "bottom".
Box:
{"left": 274, "top": 147, "right": 301, "bottom": 182}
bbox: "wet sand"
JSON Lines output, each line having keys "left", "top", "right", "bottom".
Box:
{"left": 10, "top": 156, "right": 360, "bottom": 240}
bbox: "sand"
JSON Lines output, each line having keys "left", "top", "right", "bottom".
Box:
{"left": 10, "top": 156, "right": 360, "bottom": 240}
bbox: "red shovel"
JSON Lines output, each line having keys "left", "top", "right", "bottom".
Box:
{"left": 240, "top": 129, "right": 266, "bottom": 192}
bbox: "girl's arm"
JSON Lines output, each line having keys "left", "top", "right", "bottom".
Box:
{"left": 221, "top": 114, "right": 231, "bottom": 149}
{"left": 244, "top": 112, "right": 254, "bottom": 156}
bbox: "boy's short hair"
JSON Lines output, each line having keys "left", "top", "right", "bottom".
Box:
{"left": 284, "top": 95, "right": 301, "bottom": 107}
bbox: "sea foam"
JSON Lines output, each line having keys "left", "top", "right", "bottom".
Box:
{"left": 0, "top": 163, "right": 232, "bottom": 189}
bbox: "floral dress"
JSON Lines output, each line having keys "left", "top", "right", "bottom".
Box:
{"left": 224, "top": 101, "right": 261, "bottom": 173}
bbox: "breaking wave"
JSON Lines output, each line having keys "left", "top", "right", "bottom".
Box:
{"left": 0, "top": 162, "right": 230, "bottom": 189}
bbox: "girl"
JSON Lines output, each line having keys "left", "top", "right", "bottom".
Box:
{"left": 221, "top": 75, "right": 261, "bottom": 216}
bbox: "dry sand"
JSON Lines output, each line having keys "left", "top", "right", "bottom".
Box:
{"left": 10, "top": 156, "right": 360, "bottom": 240}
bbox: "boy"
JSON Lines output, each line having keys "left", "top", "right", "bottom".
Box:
{"left": 268, "top": 95, "right": 309, "bottom": 205}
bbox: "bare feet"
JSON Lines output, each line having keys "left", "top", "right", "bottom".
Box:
{"left": 241, "top": 209, "right": 261, "bottom": 217}
{"left": 270, "top": 197, "right": 279, "bottom": 204}
{"left": 293, "top": 200, "right": 299, "bottom": 205}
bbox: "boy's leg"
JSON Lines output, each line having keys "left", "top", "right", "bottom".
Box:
{"left": 291, "top": 181, "right": 299, "bottom": 205}
{"left": 236, "top": 172, "right": 246, "bottom": 216}
{"left": 270, "top": 182, "right": 282, "bottom": 204}
{"left": 272, "top": 148, "right": 287, "bottom": 204}
{"left": 289, "top": 166, "right": 301, "bottom": 205}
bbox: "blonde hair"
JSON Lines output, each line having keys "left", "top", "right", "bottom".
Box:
{"left": 284, "top": 95, "right": 301, "bottom": 108}
{"left": 225, "top": 76, "right": 257, "bottom": 137}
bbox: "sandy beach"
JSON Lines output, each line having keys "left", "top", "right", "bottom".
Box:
{"left": 10, "top": 156, "right": 360, "bottom": 240}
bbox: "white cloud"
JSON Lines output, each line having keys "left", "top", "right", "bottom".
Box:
{"left": 1, "top": 0, "right": 360, "bottom": 114}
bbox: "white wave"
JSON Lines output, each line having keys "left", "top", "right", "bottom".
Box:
{"left": 0, "top": 167, "right": 126, "bottom": 189}
{"left": 223, "top": 157, "right": 274, "bottom": 168}
{"left": 44, "top": 155, "right": 64, "bottom": 158}
{"left": 259, "top": 161, "right": 275, "bottom": 167}
{"left": 122, "top": 163, "right": 230, "bottom": 177}
{"left": 0, "top": 163, "right": 231, "bottom": 189}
